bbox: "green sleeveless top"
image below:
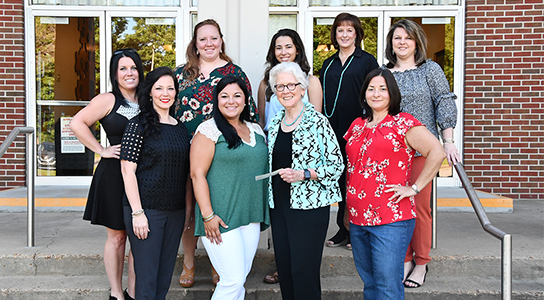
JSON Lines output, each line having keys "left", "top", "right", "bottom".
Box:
{"left": 194, "top": 119, "right": 270, "bottom": 237}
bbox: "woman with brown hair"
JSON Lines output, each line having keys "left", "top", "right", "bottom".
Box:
{"left": 173, "top": 19, "right": 259, "bottom": 288}
{"left": 320, "top": 12, "right": 379, "bottom": 250}
{"left": 385, "top": 19, "right": 460, "bottom": 288}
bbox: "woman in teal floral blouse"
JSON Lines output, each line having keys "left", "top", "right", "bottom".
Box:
{"left": 173, "top": 19, "right": 259, "bottom": 288}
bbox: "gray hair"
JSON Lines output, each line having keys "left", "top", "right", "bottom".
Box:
{"left": 269, "top": 62, "right": 309, "bottom": 94}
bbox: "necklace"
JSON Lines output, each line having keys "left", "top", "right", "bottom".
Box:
{"left": 283, "top": 105, "right": 305, "bottom": 126}
{"left": 322, "top": 55, "right": 355, "bottom": 118}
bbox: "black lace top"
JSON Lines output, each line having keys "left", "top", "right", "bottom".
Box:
{"left": 120, "top": 116, "right": 190, "bottom": 211}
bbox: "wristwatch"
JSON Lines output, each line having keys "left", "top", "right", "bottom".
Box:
{"left": 411, "top": 184, "right": 420, "bottom": 194}
{"left": 304, "top": 169, "right": 311, "bottom": 180}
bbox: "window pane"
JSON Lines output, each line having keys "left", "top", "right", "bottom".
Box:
{"left": 32, "top": 0, "right": 180, "bottom": 6}
{"left": 112, "top": 17, "right": 177, "bottom": 72}
{"left": 309, "top": 0, "right": 458, "bottom": 6}
{"left": 270, "top": 0, "right": 297, "bottom": 6}
{"left": 269, "top": 14, "right": 297, "bottom": 41}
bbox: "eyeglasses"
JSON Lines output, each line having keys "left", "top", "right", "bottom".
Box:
{"left": 274, "top": 82, "right": 301, "bottom": 92}
{"left": 113, "top": 48, "right": 137, "bottom": 56}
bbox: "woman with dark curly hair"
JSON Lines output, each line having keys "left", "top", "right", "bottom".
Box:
{"left": 121, "top": 66, "right": 191, "bottom": 300}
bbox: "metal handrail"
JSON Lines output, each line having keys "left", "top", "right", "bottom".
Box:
{"left": 454, "top": 163, "right": 512, "bottom": 300}
{"left": 431, "top": 163, "right": 512, "bottom": 299}
{"left": 0, "top": 127, "right": 35, "bottom": 247}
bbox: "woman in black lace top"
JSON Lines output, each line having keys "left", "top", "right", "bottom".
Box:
{"left": 121, "top": 67, "right": 191, "bottom": 300}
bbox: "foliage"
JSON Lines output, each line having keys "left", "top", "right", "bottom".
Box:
{"left": 312, "top": 18, "right": 378, "bottom": 77}
{"left": 112, "top": 17, "right": 176, "bottom": 74}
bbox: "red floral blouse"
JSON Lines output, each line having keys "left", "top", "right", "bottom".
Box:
{"left": 344, "top": 113, "right": 423, "bottom": 226}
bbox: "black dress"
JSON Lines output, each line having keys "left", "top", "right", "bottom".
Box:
{"left": 83, "top": 93, "right": 139, "bottom": 230}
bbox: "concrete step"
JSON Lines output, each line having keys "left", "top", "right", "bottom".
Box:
{"left": 2, "top": 252, "right": 543, "bottom": 280}
{"left": 0, "top": 274, "right": 542, "bottom": 300}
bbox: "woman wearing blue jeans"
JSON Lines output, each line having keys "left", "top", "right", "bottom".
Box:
{"left": 343, "top": 69, "right": 445, "bottom": 299}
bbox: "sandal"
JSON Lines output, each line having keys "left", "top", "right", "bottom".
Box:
{"left": 263, "top": 270, "right": 279, "bottom": 284}
{"left": 404, "top": 264, "right": 429, "bottom": 288}
{"left": 211, "top": 265, "right": 220, "bottom": 287}
{"left": 326, "top": 232, "right": 349, "bottom": 247}
{"left": 179, "top": 263, "right": 195, "bottom": 288}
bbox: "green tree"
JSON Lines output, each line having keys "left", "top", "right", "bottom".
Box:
{"left": 113, "top": 17, "right": 176, "bottom": 73}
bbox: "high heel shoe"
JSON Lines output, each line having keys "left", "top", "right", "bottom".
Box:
{"left": 404, "top": 264, "right": 428, "bottom": 288}
{"left": 123, "top": 289, "right": 134, "bottom": 300}
{"left": 179, "top": 263, "right": 195, "bottom": 288}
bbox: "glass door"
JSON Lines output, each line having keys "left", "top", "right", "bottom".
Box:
{"left": 33, "top": 10, "right": 181, "bottom": 185}
{"left": 34, "top": 13, "right": 103, "bottom": 184}
{"left": 385, "top": 11, "right": 463, "bottom": 186}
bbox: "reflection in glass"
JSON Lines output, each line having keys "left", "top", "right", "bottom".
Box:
{"left": 112, "top": 17, "right": 176, "bottom": 73}
{"left": 36, "top": 105, "right": 99, "bottom": 177}
{"left": 35, "top": 16, "right": 100, "bottom": 176}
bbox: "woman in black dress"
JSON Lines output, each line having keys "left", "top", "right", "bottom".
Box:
{"left": 121, "top": 67, "right": 191, "bottom": 300}
{"left": 71, "top": 48, "right": 143, "bottom": 300}
{"left": 320, "top": 13, "right": 379, "bottom": 250}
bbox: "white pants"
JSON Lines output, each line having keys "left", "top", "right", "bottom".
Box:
{"left": 202, "top": 223, "right": 260, "bottom": 300}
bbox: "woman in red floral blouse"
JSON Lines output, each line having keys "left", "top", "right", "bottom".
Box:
{"left": 343, "top": 68, "right": 445, "bottom": 300}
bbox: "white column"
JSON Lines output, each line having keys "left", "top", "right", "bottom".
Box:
{"left": 198, "top": 0, "right": 269, "bottom": 100}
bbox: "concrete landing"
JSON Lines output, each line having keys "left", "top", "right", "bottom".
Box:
{"left": 0, "top": 185, "right": 514, "bottom": 213}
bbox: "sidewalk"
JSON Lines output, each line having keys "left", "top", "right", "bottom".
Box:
{"left": 1, "top": 200, "right": 542, "bottom": 259}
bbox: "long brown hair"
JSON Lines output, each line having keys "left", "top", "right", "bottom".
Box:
{"left": 183, "top": 19, "right": 233, "bottom": 81}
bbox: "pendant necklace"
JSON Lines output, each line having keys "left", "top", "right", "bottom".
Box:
{"left": 283, "top": 105, "right": 305, "bottom": 126}
{"left": 322, "top": 55, "right": 355, "bottom": 118}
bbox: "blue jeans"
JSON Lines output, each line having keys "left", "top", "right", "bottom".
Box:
{"left": 350, "top": 219, "right": 415, "bottom": 300}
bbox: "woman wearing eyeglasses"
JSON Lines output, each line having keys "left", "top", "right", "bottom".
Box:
{"left": 71, "top": 48, "right": 143, "bottom": 300}
{"left": 266, "top": 62, "right": 344, "bottom": 300}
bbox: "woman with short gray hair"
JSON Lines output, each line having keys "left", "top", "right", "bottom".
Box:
{"left": 267, "top": 62, "right": 344, "bottom": 300}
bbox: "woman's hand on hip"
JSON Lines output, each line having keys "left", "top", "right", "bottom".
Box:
{"left": 100, "top": 144, "right": 121, "bottom": 159}
{"left": 204, "top": 215, "right": 228, "bottom": 245}
{"left": 443, "top": 142, "right": 460, "bottom": 166}
{"left": 385, "top": 184, "right": 417, "bottom": 203}
{"left": 279, "top": 168, "right": 304, "bottom": 183}
{"left": 132, "top": 214, "right": 150, "bottom": 240}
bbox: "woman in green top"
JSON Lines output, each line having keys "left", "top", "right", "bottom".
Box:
{"left": 190, "top": 76, "right": 269, "bottom": 300}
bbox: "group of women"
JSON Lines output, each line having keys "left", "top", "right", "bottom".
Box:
{"left": 70, "top": 11, "right": 459, "bottom": 300}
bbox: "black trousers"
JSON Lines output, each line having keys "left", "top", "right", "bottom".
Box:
{"left": 334, "top": 137, "right": 349, "bottom": 241}
{"left": 124, "top": 207, "right": 185, "bottom": 300}
{"left": 270, "top": 201, "right": 330, "bottom": 300}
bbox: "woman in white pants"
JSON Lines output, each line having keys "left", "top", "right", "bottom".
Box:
{"left": 190, "top": 76, "right": 270, "bottom": 299}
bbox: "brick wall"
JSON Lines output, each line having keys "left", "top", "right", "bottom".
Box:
{"left": 0, "top": 0, "right": 25, "bottom": 190}
{"left": 464, "top": 0, "right": 543, "bottom": 199}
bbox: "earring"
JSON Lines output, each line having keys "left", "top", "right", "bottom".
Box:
{"left": 392, "top": 49, "right": 395, "bottom": 56}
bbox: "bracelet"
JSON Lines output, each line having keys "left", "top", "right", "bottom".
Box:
{"left": 443, "top": 138, "right": 454, "bottom": 144}
{"left": 202, "top": 212, "right": 215, "bottom": 222}
{"left": 131, "top": 209, "right": 145, "bottom": 218}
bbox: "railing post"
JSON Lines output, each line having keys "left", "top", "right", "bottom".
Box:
{"left": 431, "top": 176, "right": 437, "bottom": 249}
{"left": 502, "top": 234, "right": 512, "bottom": 300}
{"left": 26, "top": 131, "right": 35, "bottom": 248}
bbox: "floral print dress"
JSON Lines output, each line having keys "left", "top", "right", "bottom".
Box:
{"left": 344, "top": 113, "right": 422, "bottom": 227}
{"left": 174, "top": 62, "right": 259, "bottom": 136}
